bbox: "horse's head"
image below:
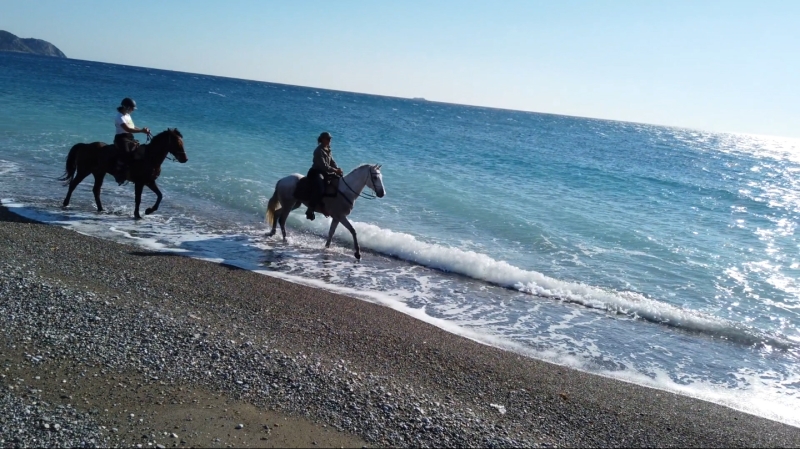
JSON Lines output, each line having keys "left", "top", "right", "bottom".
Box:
{"left": 150, "top": 128, "right": 188, "bottom": 163}
{"left": 367, "top": 164, "right": 385, "bottom": 198}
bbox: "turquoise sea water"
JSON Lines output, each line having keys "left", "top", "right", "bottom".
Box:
{"left": 1, "top": 52, "right": 799, "bottom": 425}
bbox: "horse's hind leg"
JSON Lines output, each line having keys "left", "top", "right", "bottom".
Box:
{"left": 278, "top": 207, "right": 292, "bottom": 241}
{"left": 91, "top": 171, "right": 106, "bottom": 212}
{"left": 266, "top": 208, "right": 282, "bottom": 238}
{"left": 62, "top": 169, "right": 91, "bottom": 208}
{"left": 266, "top": 217, "right": 278, "bottom": 237}
{"left": 144, "top": 181, "right": 162, "bottom": 215}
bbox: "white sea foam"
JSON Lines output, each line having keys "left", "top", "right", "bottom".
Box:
{"left": 3, "top": 197, "right": 792, "bottom": 351}
{"left": 4, "top": 198, "right": 799, "bottom": 428}
{"left": 0, "top": 160, "right": 21, "bottom": 176}
{"left": 592, "top": 364, "right": 800, "bottom": 429}
{"left": 333, "top": 220, "right": 794, "bottom": 349}
{"left": 240, "top": 268, "right": 800, "bottom": 429}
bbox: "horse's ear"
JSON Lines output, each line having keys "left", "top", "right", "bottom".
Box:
{"left": 376, "top": 164, "right": 382, "bottom": 170}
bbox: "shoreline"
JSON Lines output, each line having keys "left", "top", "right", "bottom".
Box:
{"left": 1, "top": 204, "right": 799, "bottom": 447}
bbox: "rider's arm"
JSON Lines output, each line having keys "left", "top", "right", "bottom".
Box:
{"left": 330, "top": 158, "right": 343, "bottom": 176}
{"left": 120, "top": 122, "right": 149, "bottom": 134}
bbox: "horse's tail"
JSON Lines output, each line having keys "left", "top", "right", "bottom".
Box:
{"left": 265, "top": 188, "right": 281, "bottom": 227}
{"left": 58, "top": 144, "right": 80, "bottom": 184}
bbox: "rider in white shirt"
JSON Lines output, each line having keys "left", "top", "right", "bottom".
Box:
{"left": 113, "top": 97, "right": 150, "bottom": 184}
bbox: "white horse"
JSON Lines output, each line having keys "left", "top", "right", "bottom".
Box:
{"left": 265, "top": 164, "right": 385, "bottom": 259}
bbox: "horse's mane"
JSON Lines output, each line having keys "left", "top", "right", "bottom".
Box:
{"left": 149, "top": 128, "right": 183, "bottom": 145}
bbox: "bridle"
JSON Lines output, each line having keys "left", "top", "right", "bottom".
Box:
{"left": 340, "top": 166, "right": 381, "bottom": 201}
{"left": 155, "top": 132, "right": 186, "bottom": 162}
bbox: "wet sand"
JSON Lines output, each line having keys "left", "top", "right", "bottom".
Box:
{"left": 1, "top": 204, "right": 799, "bottom": 448}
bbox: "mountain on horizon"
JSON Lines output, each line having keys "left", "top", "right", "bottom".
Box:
{"left": 0, "top": 30, "right": 66, "bottom": 58}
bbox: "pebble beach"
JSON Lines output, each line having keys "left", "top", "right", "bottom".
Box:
{"left": 1, "top": 204, "right": 799, "bottom": 448}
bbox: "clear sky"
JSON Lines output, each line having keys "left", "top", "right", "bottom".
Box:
{"left": 3, "top": 0, "right": 799, "bottom": 138}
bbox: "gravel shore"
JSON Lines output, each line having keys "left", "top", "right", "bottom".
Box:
{"left": 1, "top": 204, "right": 799, "bottom": 448}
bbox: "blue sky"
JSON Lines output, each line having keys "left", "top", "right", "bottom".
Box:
{"left": 3, "top": 0, "right": 799, "bottom": 138}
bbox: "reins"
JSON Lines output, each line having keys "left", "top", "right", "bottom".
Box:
{"left": 340, "top": 170, "right": 379, "bottom": 200}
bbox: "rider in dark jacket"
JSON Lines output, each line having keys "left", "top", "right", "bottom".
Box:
{"left": 306, "top": 132, "right": 343, "bottom": 220}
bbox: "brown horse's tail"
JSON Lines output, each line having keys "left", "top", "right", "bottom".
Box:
{"left": 265, "top": 189, "right": 281, "bottom": 227}
{"left": 58, "top": 143, "right": 80, "bottom": 184}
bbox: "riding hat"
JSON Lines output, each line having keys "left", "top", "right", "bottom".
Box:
{"left": 318, "top": 132, "right": 332, "bottom": 143}
{"left": 121, "top": 98, "right": 136, "bottom": 109}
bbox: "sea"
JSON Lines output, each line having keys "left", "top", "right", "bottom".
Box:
{"left": 1, "top": 52, "right": 798, "bottom": 426}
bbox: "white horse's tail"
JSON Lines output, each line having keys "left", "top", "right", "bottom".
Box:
{"left": 265, "top": 188, "right": 281, "bottom": 226}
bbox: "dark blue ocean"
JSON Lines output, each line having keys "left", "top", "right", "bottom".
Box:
{"left": 1, "top": 52, "right": 798, "bottom": 426}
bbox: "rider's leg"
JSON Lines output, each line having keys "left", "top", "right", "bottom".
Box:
{"left": 113, "top": 146, "right": 126, "bottom": 185}
{"left": 113, "top": 134, "right": 133, "bottom": 185}
{"left": 306, "top": 173, "right": 324, "bottom": 220}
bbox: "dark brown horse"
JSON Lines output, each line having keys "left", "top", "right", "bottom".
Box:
{"left": 59, "top": 128, "right": 188, "bottom": 219}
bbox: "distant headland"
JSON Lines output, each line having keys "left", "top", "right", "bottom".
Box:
{"left": 0, "top": 30, "right": 66, "bottom": 58}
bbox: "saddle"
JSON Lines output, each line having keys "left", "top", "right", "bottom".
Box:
{"left": 322, "top": 176, "right": 340, "bottom": 197}
{"left": 107, "top": 142, "right": 150, "bottom": 185}
{"left": 295, "top": 175, "right": 340, "bottom": 216}
{"left": 131, "top": 143, "right": 146, "bottom": 161}
{"left": 296, "top": 176, "right": 339, "bottom": 200}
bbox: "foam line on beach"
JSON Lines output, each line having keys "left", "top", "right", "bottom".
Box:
{"left": 332, "top": 220, "right": 796, "bottom": 351}
{"left": 6, "top": 196, "right": 793, "bottom": 352}
{"left": 3, "top": 199, "right": 800, "bottom": 429}
{"left": 251, "top": 269, "right": 800, "bottom": 429}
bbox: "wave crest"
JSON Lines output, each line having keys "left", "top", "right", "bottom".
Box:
{"left": 351, "top": 221, "right": 795, "bottom": 351}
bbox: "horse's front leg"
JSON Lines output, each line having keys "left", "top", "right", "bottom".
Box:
{"left": 326, "top": 220, "right": 340, "bottom": 248}
{"left": 92, "top": 171, "right": 105, "bottom": 212}
{"left": 133, "top": 182, "right": 145, "bottom": 219}
{"left": 144, "top": 181, "right": 163, "bottom": 215}
{"left": 338, "top": 216, "right": 360, "bottom": 260}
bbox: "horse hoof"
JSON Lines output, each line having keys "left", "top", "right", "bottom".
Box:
{"left": 145, "top": 208, "right": 155, "bottom": 215}
{"left": 355, "top": 252, "right": 361, "bottom": 260}
{"left": 134, "top": 215, "right": 142, "bottom": 220}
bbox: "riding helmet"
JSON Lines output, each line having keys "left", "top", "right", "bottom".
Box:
{"left": 121, "top": 97, "right": 136, "bottom": 109}
{"left": 318, "top": 131, "right": 332, "bottom": 143}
